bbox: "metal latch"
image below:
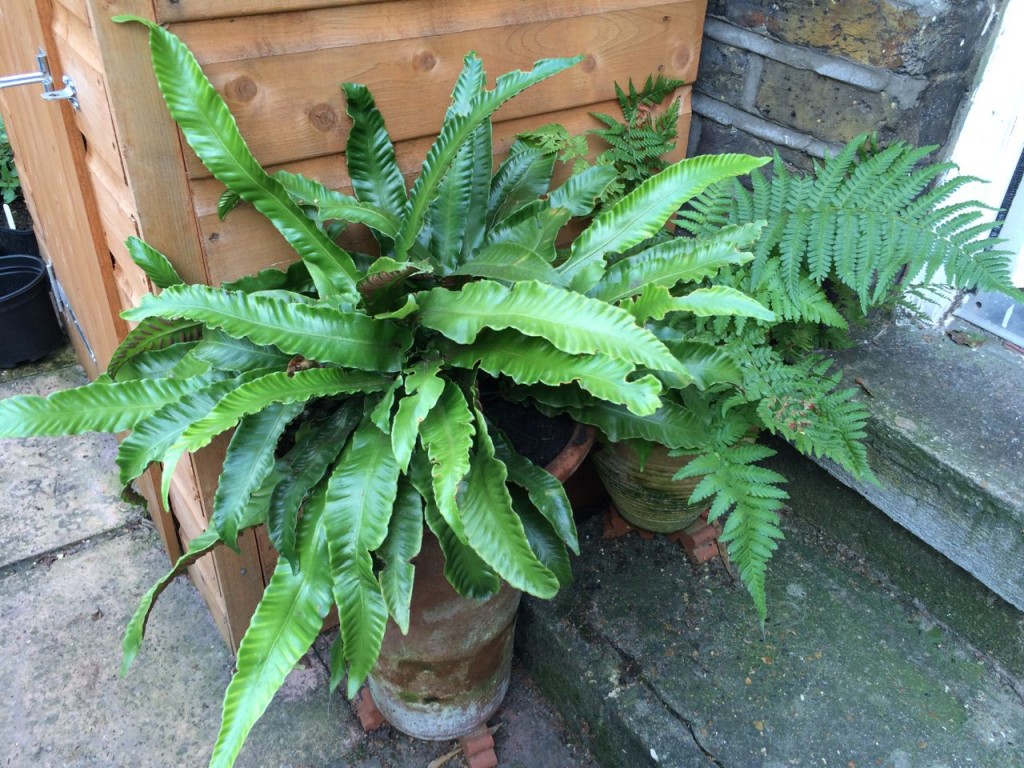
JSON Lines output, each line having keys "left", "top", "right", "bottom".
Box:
{"left": 0, "top": 50, "right": 79, "bottom": 110}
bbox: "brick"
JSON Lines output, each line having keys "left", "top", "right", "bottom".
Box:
{"left": 459, "top": 725, "right": 498, "bottom": 768}
{"left": 353, "top": 687, "right": 386, "bottom": 732}
{"left": 708, "top": 0, "right": 987, "bottom": 76}
{"left": 696, "top": 38, "right": 755, "bottom": 106}
{"left": 755, "top": 60, "right": 895, "bottom": 145}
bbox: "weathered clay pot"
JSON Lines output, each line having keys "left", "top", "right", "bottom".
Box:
{"left": 592, "top": 440, "right": 706, "bottom": 533}
{"left": 367, "top": 420, "right": 595, "bottom": 740}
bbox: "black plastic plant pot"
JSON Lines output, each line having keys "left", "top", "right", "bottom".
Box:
{"left": 0, "top": 254, "right": 63, "bottom": 368}
{"left": 0, "top": 225, "right": 40, "bottom": 258}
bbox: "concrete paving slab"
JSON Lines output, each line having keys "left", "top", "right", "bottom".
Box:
{"left": 0, "top": 524, "right": 593, "bottom": 768}
{"left": 0, "top": 364, "right": 143, "bottom": 569}
{"left": 519, "top": 510, "right": 1024, "bottom": 767}
{"left": 0, "top": 353, "right": 595, "bottom": 768}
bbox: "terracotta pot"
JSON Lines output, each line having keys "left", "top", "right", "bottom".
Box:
{"left": 367, "top": 420, "right": 596, "bottom": 740}
{"left": 592, "top": 440, "right": 706, "bottom": 533}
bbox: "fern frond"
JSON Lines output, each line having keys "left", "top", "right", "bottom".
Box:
{"left": 677, "top": 441, "right": 786, "bottom": 623}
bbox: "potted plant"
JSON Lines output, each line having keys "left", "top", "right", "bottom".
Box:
{"left": 0, "top": 18, "right": 775, "bottom": 767}
{"left": 0, "top": 113, "right": 64, "bottom": 367}
{"left": 0, "top": 113, "right": 37, "bottom": 256}
{"left": 552, "top": 130, "right": 1020, "bottom": 623}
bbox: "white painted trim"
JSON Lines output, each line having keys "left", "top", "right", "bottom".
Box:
{"left": 945, "top": 0, "right": 1024, "bottom": 211}
{"left": 916, "top": 0, "right": 1024, "bottom": 319}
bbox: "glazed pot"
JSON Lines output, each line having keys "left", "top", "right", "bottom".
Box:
{"left": 592, "top": 440, "right": 706, "bottom": 533}
{"left": 367, "top": 420, "right": 596, "bottom": 740}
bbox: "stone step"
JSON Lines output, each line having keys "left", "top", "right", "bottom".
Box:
{"left": 824, "top": 320, "right": 1024, "bottom": 612}
{"left": 518, "top": 491, "right": 1024, "bottom": 767}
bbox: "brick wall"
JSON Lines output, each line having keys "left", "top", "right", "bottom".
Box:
{"left": 690, "top": 0, "right": 1009, "bottom": 167}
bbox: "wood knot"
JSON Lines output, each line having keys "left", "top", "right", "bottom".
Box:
{"left": 673, "top": 45, "right": 693, "bottom": 71}
{"left": 581, "top": 54, "right": 597, "bottom": 73}
{"left": 413, "top": 51, "right": 437, "bottom": 72}
{"left": 227, "top": 76, "right": 258, "bottom": 103}
{"left": 308, "top": 103, "right": 338, "bottom": 132}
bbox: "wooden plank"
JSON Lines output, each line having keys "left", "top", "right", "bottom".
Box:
{"left": 54, "top": 0, "right": 91, "bottom": 28}
{"left": 173, "top": 0, "right": 696, "bottom": 64}
{"left": 86, "top": 150, "right": 141, "bottom": 286}
{"left": 51, "top": 2, "right": 127, "bottom": 189}
{"left": 177, "top": 4, "right": 705, "bottom": 176}
{"left": 134, "top": 465, "right": 183, "bottom": 563}
{"left": 181, "top": 437, "right": 269, "bottom": 651}
{"left": 156, "top": 0, "right": 389, "bottom": 24}
{"left": 85, "top": 0, "right": 211, "bottom": 285}
{"left": 169, "top": 478, "right": 234, "bottom": 648}
{"left": 0, "top": 0, "right": 126, "bottom": 376}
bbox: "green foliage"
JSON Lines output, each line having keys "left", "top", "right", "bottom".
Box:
{"left": 0, "top": 115, "right": 20, "bottom": 207}
{"left": 590, "top": 74, "right": 686, "bottom": 204}
{"left": 618, "top": 133, "right": 1018, "bottom": 625}
{"left": 0, "top": 20, "right": 772, "bottom": 768}
{"left": 677, "top": 133, "right": 1019, "bottom": 341}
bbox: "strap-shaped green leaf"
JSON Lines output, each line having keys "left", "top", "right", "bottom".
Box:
{"left": 395, "top": 54, "right": 582, "bottom": 260}
{"left": 491, "top": 430, "right": 578, "bottom": 554}
{"left": 116, "top": 371, "right": 263, "bottom": 485}
{"left": 487, "top": 146, "right": 556, "bottom": 229}
{"left": 370, "top": 377, "right": 404, "bottom": 433}
{"left": 458, "top": 407, "right": 559, "bottom": 598}
{"left": 268, "top": 400, "right": 362, "bottom": 565}
{"left": 322, "top": 417, "right": 401, "bottom": 697}
{"left": 418, "top": 380, "right": 475, "bottom": 542}
{"left": 628, "top": 285, "right": 775, "bottom": 323}
{"left": 547, "top": 164, "right": 618, "bottom": 216}
{"left": 0, "top": 374, "right": 219, "bottom": 438}
{"left": 428, "top": 56, "right": 489, "bottom": 270}
{"left": 524, "top": 386, "right": 708, "bottom": 450}
{"left": 658, "top": 339, "right": 742, "bottom": 390}
{"left": 214, "top": 402, "right": 305, "bottom": 548}
{"left": 126, "top": 236, "right": 184, "bottom": 288}
{"left": 112, "top": 343, "right": 198, "bottom": 381}
{"left": 342, "top": 83, "right": 409, "bottom": 218}
{"left": 445, "top": 331, "right": 663, "bottom": 416}
{"left": 416, "top": 455, "right": 500, "bottom": 599}
{"left": 273, "top": 170, "right": 400, "bottom": 239}
{"left": 452, "top": 242, "right": 566, "bottom": 284}
{"left": 390, "top": 361, "right": 445, "bottom": 472}
{"left": 510, "top": 486, "right": 572, "bottom": 587}
{"left": 116, "top": 16, "right": 359, "bottom": 300}
{"left": 189, "top": 329, "right": 292, "bottom": 373}
{"left": 590, "top": 222, "right": 764, "bottom": 303}
{"left": 178, "top": 368, "right": 389, "bottom": 453}
{"left": 416, "top": 279, "right": 681, "bottom": 372}
{"left": 328, "top": 632, "right": 346, "bottom": 694}
{"left": 221, "top": 260, "right": 313, "bottom": 295}
{"left": 377, "top": 476, "right": 424, "bottom": 633}
{"left": 123, "top": 284, "right": 411, "bottom": 372}
{"left": 210, "top": 484, "right": 334, "bottom": 768}
{"left": 473, "top": 205, "right": 571, "bottom": 267}
{"left": 559, "top": 153, "right": 771, "bottom": 292}
{"left": 107, "top": 316, "right": 202, "bottom": 378}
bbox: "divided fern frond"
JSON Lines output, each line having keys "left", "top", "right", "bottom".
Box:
{"left": 680, "top": 133, "right": 1018, "bottom": 328}
{"left": 677, "top": 441, "right": 786, "bottom": 623}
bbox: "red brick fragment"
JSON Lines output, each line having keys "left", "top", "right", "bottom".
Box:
{"left": 353, "top": 687, "right": 386, "bottom": 732}
{"left": 459, "top": 725, "right": 498, "bottom": 768}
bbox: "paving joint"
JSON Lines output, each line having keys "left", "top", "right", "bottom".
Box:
{"left": 0, "top": 514, "right": 151, "bottom": 583}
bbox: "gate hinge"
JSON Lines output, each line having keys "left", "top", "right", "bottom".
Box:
{"left": 0, "top": 49, "right": 79, "bottom": 110}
